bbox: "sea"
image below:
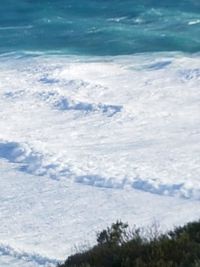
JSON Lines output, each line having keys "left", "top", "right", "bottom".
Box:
{"left": 0, "top": 2, "right": 200, "bottom": 266}
{"left": 1, "top": 0, "right": 200, "bottom": 218}
{"left": 0, "top": 0, "right": 200, "bottom": 56}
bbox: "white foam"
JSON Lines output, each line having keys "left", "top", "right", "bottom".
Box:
{"left": 0, "top": 52, "right": 200, "bottom": 265}
{"left": 0, "top": 25, "right": 33, "bottom": 30}
{"left": 0, "top": 52, "right": 199, "bottom": 198}
{"left": 1, "top": 159, "right": 200, "bottom": 263}
{"left": 0, "top": 243, "right": 57, "bottom": 267}
{"left": 188, "top": 19, "right": 200, "bottom": 25}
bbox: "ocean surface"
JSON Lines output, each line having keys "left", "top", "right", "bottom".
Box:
{"left": 0, "top": 1, "right": 200, "bottom": 267}
{"left": 0, "top": 0, "right": 200, "bottom": 55}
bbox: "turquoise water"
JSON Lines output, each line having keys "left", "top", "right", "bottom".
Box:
{"left": 0, "top": 0, "right": 200, "bottom": 55}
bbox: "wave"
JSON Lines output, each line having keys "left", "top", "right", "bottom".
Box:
{"left": 0, "top": 243, "right": 58, "bottom": 266}
{"left": 188, "top": 19, "right": 200, "bottom": 25}
{"left": 0, "top": 1, "right": 200, "bottom": 55}
{"left": 0, "top": 25, "right": 33, "bottom": 30}
{"left": 1, "top": 139, "right": 200, "bottom": 200}
{"left": 0, "top": 52, "right": 199, "bottom": 200}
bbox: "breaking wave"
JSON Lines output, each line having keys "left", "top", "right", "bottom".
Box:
{"left": 0, "top": 243, "right": 58, "bottom": 267}
{"left": 0, "top": 52, "right": 199, "bottom": 200}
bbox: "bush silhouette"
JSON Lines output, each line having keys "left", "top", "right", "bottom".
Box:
{"left": 58, "top": 220, "right": 200, "bottom": 267}
{"left": 97, "top": 221, "right": 128, "bottom": 246}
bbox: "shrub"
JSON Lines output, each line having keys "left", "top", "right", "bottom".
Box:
{"left": 58, "top": 220, "right": 200, "bottom": 267}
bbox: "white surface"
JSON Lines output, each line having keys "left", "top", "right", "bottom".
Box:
{"left": 0, "top": 52, "right": 200, "bottom": 266}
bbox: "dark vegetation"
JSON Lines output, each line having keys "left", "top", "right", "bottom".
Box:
{"left": 58, "top": 220, "right": 200, "bottom": 267}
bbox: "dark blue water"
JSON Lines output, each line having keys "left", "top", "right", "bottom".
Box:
{"left": 0, "top": 0, "right": 200, "bottom": 55}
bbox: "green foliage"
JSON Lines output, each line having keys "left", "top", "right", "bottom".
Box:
{"left": 58, "top": 220, "right": 200, "bottom": 267}
{"left": 97, "top": 221, "right": 128, "bottom": 246}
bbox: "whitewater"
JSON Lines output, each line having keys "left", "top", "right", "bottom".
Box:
{"left": 0, "top": 51, "right": 200, "bottom": 266}
{"left": 1, "top": 0, "right": 200, "bottom": 266}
